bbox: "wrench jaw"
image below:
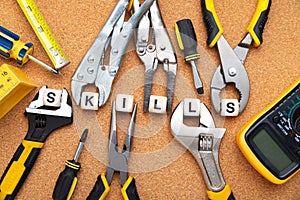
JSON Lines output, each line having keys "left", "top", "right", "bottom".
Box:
{"left": 25, "top": 86, "right": 73, "bottom": 142}
{"left": 170, "top": 101, "right": 227, "bottom": 192}
{"left": 210, "top": 66, "right": 250, "bottom": 114}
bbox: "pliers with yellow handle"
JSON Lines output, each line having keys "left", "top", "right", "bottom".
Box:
{"left": 201, "top": 0, "right": 272, "bottom": 115}
{"left": 87, "top": 102, "right": 139, "bottom": 200}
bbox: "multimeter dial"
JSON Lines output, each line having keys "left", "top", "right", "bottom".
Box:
{"left": 291, "top": 105, "right": 300, "bottom": 134}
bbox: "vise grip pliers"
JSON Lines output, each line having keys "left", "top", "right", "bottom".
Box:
{"left": 171, "top": 100, "right": 235, "bottom": 199}
{"left": 201, "top": 0, "right": 271, "bottom": 114}
{"left": 71, "top": 0, "right": 154, "bottom": 107}
{"left": 133, "top": 0, "right": 177, "bottom": 113}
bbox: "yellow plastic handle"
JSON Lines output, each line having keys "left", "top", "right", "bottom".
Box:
{"left": 247, "top": 0, "right": 272, "bottom": 47}
{"left": 0, "top": 140, "right": 44, "bottom": 199}
{"left": 200, "top": 0, "right": 224, "bottom": 47}
{"left": 121, "top": 176, "right": 140, "bottom": 200}
{"left": 87, "top": 174, "right": 110, "bottom": 200}
{"left": 207, "top": 184, "right": 234, "bottom": 200}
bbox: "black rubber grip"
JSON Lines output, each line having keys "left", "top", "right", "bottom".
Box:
{"left": 208, "top": 192, "right": 235, "bottom": 200}
{"left": 123, "top": 177, "right": 140, "bottom": 200}
{"left": 200, "top": 0, "right": 221, "bottom": 46}
{"left": 87, "top": 175, "right": 108, "bottom": 200}
{"left": 52, "top": 160, "right": 80, "bottom": 200}
{"left": 0, "top": 143, "right": 42, "bottom": 200}
{"left": 252, "top": 1, "right": 272, "bottom": 45}
{"left": 176, "top": 19, "right": 199, "bottom": 61}
{"left": 227, "top": 192, "right": 235, "bottom": 200}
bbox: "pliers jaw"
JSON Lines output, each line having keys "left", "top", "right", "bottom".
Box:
{"left": 134, "top": 0, "right": 177, "bottom": 113}
{"left": 106, "top": 101, "right": 138, "bottom": 187}
{"left": 71, "top": 0, "right": 154, "bottom": 108}
{"left": 210, "top": 35, "right": 251, "bottom": 114}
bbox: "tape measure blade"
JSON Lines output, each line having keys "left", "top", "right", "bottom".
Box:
{"left": 17, "top": 0, "right": 69, "bottom": 69}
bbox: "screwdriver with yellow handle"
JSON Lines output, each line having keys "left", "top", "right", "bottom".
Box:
{"left": 52, "top": 129, "right": 88, "bottom": 200}
{"left": 0, "top": 25, "right": 60, "bottom": 75}
{"left": 175, "top": 19, "right": 204, "bottom": 95}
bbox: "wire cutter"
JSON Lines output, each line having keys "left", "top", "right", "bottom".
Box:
{"left": 87, "top": 102, "right": 139, "bottom": 200}
{"left": 71, "top": 0, "right": 154, "bottom": 107}
{"left": 201, "top": 0, "right": 271, "bottom": 114}
{"left": 133, "top": 0, "right": 177, "bottom": 113}
{"left": 170, "top": 100, "right": 235, "bottom": 200}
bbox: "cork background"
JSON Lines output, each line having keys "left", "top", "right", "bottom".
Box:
{"left": 0, "top": 0, "right": 300, "bottom": 199}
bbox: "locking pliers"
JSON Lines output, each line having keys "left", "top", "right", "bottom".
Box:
{"left": 170, "top": 100, "right": 235, "bottom": 199}
{"left": 133, "top": 0, "right": 177, "bottom": 113}
{"left": 71, "top": 0, "right": 154, "bottom": 107}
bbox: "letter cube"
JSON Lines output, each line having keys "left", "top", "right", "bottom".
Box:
{"left": 149, "top": 95, "right": 167, "bottom": 114}
{"left": 43, "top": 89, "right": 62, "bottom": 107}
{"left": 80, "top": 92, "right": 99, "bottom": 110}
{"left": 116, "top": 94, "right": 134, "bottom": 113}
{"left": 183, "top": 98, "right": 201, "bottom": 117}
{"left": 220, "top": 99, "right": 240, "bottom": 116}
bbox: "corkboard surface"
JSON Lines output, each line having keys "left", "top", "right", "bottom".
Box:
{"left": 0, "top": 0, "right": 300, "bottom": 199}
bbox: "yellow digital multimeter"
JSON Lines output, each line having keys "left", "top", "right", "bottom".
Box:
{"left": 237, "top": 77, "right": 300, "bottom": 184}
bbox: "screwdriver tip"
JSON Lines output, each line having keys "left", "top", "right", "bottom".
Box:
{"left": 53, "top": 69, "right": 61, "bottom": 75}
{"left": 197, "top": 87, "right": 204, "bottom": 95}
{"left": 80, "top": 129, "right": 88, "bottom": 143}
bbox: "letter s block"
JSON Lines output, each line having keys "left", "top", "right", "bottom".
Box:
{"left": 80, "top": 92, "right": 99, "bottom": 110}
{"left": 220, "top": 99, "right": 239, "bottom": 116}
{"left": 43, "top": 89, "right": 62, "bottom": 107}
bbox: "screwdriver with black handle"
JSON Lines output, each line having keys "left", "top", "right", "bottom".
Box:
{"left": 175, "top": 19, "right": 204, "bottom": 95}
{"left": 0, "top": 25, "right": 60, "bottom": 75}
{"left": 52, "top": 129, "right": 88, "bottom": 200}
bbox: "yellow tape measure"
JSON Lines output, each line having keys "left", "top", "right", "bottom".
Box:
{"left": 0, "top": 64, "right": 35, "bottom": 119}
{"left": 17, "top": 0, "right": 70, "bottom": 70}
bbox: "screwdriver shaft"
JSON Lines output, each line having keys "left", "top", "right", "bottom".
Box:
{"left": 73, "top": 128, "right": 88, "bottom": 162}
{"left": 27, "top": 54, "right": 60, "bottom": 75}
{"left": 190, "top": 60, "right": 204, "bottom": 95}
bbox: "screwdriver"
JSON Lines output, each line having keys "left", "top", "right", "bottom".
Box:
{"left": 52, "top": 129, "right": 88, "bottom": 200}
{"left": 0, "top": 25, "right": 60, "bottom": 75}
{"left": 175, "top": 19, "right": 204, "bottom": 95}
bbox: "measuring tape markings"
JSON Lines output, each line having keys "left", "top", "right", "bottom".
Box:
{"left": 17, "top": 0, "right": 69, "bottom": 69}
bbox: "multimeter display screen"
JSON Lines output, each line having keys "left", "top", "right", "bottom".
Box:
{"left": 252, "top": 129, "right": 292, "bottom": 172}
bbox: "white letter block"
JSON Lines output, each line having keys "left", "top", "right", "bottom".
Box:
{"left": 80, "top": 92, "right": 99, "bottom": 110}
{"left": 43, "top": 89, "right": 62, "bottom": 107}
{"left": 149, "top": 95, "right": 167, "bottom": 114}
{"left": 116, "top": 94, "right": 134, "bottom": 113}
{"left": 221, "top": 99, "right": 240, "bottom": 116}
{"left": 183, "top": 98, "right": 201, "bottom": 117}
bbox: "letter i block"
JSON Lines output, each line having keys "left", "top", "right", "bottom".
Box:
{"left": 183, "top": 98, "right": 201, "bottom": 117}
{"left": 80, "top": 92, "right": 99, "bottom": 110}
{"left": 116, "top": 94, "right": 134, "bottom": 112}
{"left": 43, "top": 89, "right": 62, "bottom": 107}
{"left": 220, "top": 99, "right": 240, "bottom": 116}
{"left": 149, "top": 95, "right": 167, "bottom": 114}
